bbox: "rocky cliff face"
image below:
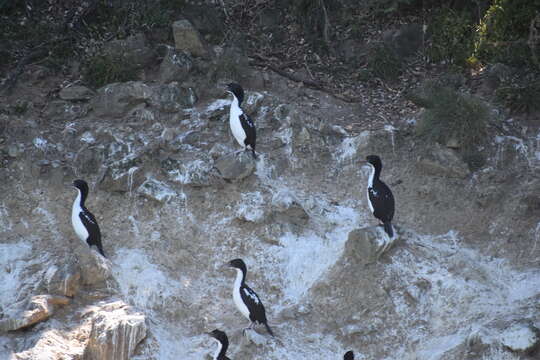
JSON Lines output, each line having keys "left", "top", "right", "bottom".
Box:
{"left": 1, "top": 31, "right": 539, "bottom": 360}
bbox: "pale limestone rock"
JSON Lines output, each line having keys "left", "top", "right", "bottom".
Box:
{"left": 172, "top": 20, "right": 207, "bottom": 57}
{"left": 45, "top": 259, "right": 81, "bottom": 297}
{"left": 84, "top": 301, "right": 146, "bottom": 360}
{"left": 0, "top": 295, "right": 69, "bottom": 332}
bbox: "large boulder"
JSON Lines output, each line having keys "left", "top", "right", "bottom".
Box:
{"left": 0, "top": 295, "right": 70, "bottom": 332}
{"left": 500, "top": 323, "right": 539, "bottom": 354}
{"left": 159, "top": 47, "right": 193, "bottom": 84}
{"left": 103, "top": 33, "right": 155, "bottom": 69}
{"left": 214, "top": 151, "right": 256, "bottom": 181}
{"left": 91, "top": 82, "right": 153, "bottom": 118}
{"left": 172, "top": 20, "right": 208, "bottom": 57}
{"left": 44, "top": 259, "right": 81, "bottom": 297}
{"left": 84, "top": 301, "right": 147, "bottom": 360}
{"left": 416, "top": 144, "right": 469, "bottom": 178}
{"left": 346, "top": 226, "right": 397, "bottom": 265}
{"left": 59, "top": 85, "right": 95, "bottom": 101}
{"left": 149, "top": 82, "right": 197, "bottom": 112}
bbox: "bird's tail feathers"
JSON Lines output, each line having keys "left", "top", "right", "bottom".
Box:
{"left": 264, "top": 322, "right": 274, "bottom": 337}
{"left": 383, "top": 222, "right": 394, "bottom": 239}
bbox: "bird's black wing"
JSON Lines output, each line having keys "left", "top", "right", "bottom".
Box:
{"left": 240, "top": 284, "right": 267, "bottom": 323}
{"left": 79, "top": 208, "right": 105, "bottom": 257}
{"left": 239, "top": 113, "right": 256, "bottom": 150}
{"left": 368, "top": 180, "right": 395, "bottom": 223}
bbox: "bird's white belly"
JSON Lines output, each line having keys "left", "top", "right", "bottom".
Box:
{"left": 229, "top": 112, "right": 246, "bottom": 148}
{"left": 72, "top": 195, "right": 89, "bottom": 243}
{"left": 233, "top": 286, "right": 251, "bottom": 320}
{"left": 367, "top": 187, "right": 374, "bottom": 213}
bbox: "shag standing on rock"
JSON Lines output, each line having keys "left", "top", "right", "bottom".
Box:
{"left": 344, "top": 350, "right": 354, "bottom": 360}
{"left": 226, "top": 83, "right": 257, "bottom": 158}
{"left": 228, "top": 258, "right": 274, "bottom": 336}
{"left": 71, "top": 179, "right": 106, "bottom": 257}
{"left": 208, "top": 329, "right": 232, "bottom": 360}
{"left": 364, "top": 155, "right": 395, "bottom": 238}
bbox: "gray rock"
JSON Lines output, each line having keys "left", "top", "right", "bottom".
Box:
{"left": 91, "top": 81, "right": 153, "bottom": 118}
{"left": 43, "top": 100, "right": 89, "bottom": 121}
{"left": 271, "top": 190, "right": 309, "bottom": 227}
{"left": 100, "top": 163, "right": 146, "bottom": 193}
{"left": 161, "top": 155, "right": 214, "bottom": 187}
{"left": 416, "top": 144, "right": 469, "bottom": 178}
{"left": 149, "top": 82, "right": 197, "bottom": 112}
{"left": 7, "top": 143, "right": 23, "bottom": 158}
{"left": 103, "top": 33, "right": 155, "bottom": 69}
{"left": 214, "top": 152, "right": 256, "bottom": 181}
{"left": 137, "top": 178, "right": 176, "bottom": 203}
{"left": 159, "top": 47, "right": 193, "bottom": 84}
{"left": 500, "top": 323, "right": 539, "bottom": 353}
{"left": 59, "top": 85, "right": 95, "bottom": 101}
{"left": 0, "top": 295, "right": 70, "bottom": 332}
{"left": 383, "top": 24, "right": 423, "bottom": 60}
{"left": 76, "top": 246, "right": 112, "bottom": 286}
{"left": 172, "top": 20, "right": 208, "bottom": 57}
{"left": 346, "top": 226, "right": 397, "bottom": 264}
{"left": 45, "top": 259, "right": 80, "bottom": 297}
{"left": 84, "top": 300, "right": 146, "bottom": 360}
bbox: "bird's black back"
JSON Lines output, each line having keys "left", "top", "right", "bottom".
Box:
{"left": 240, "top": 283, "right": 268, "bottom": 324}
{"left": 239, "top": 113, "right": 256, "bottom": 150}
{"left": 368, "top": 178, "right": 395, "bottom": 223}
{"left": 79, "top": 207, "right": 105, "bottom": 257}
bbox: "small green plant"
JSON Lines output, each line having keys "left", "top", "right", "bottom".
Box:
{"left": 495, "top": 76, "right": 540, "bottom": 114}
{"left": 475, "top": 0, "right": 540, "bottom": 66}
{"left": 367, "top": 44, "right": 402, "bottom": 81}
{"left": 83, "top": 55, "right": 139, "bottom": 89}
{"left": 427, "top": 8, "right": 475, "bottom": 67}
{"left": 415, "top": 82, "right": 490, "bottom": 169}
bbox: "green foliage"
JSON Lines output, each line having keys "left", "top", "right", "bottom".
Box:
{"left": 415, "top": 82, "right": 490, "bottom": 168}
{"left": 495, "top": 76, "right": 540, "bottom": 114}
{"left": 367, "top": 45, "right": 402, "bottom": 81}
{"left": 83, "top": 55, "right": 139, "bottom": 89}
{"left": 475, "top": 0, "right": 540, "bottom": 66}
{"left": 427, "top": 8, "right": 475, "bottom": 67}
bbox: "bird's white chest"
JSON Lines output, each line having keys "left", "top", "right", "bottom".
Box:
{"left": 212, "top": 339, "right": 222, "bottom": 360}
{"left": 72, "top": 192, "right": 89, "bottom": 242}
{"left": 229, "top": 99, "right": 246, "bottom": 147}
{"left": 232, "top": 269, "right": 251, "bottom": 320}
{"left": 366, "top": 165, "right": 375, "bottom": 213}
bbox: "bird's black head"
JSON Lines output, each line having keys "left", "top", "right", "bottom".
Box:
{"left": 226, "top": 82, "right": 244, "bottom": 104}
{"left": 344, "top": 350, "right": 354, "bottom": 360}
{"left": 208, "top": 329, "right": 229, "bottom": 346}
{"left": 228, "top": 258, "right": 247, "bottom": 273}
{"left": 366, "top": 155, "right": 382, "bottom": 171}
{"left": 73, "top": 179, "right": 89, "bottom": 194}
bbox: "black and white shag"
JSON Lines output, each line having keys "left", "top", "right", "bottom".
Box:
{"left": 364, "top": 155, "right": 395, "bottom": 238}
{"left": 228, "top": 258, "right": 273, "bottom": 336}
{"left": 208, "top": 329, "right": 231, "bottom": 360}
{"left": 226, "top": 83, "right": 257, "bottom": 158}
{"left": 71, "top": 179, "right": 105, "bottom": 257}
